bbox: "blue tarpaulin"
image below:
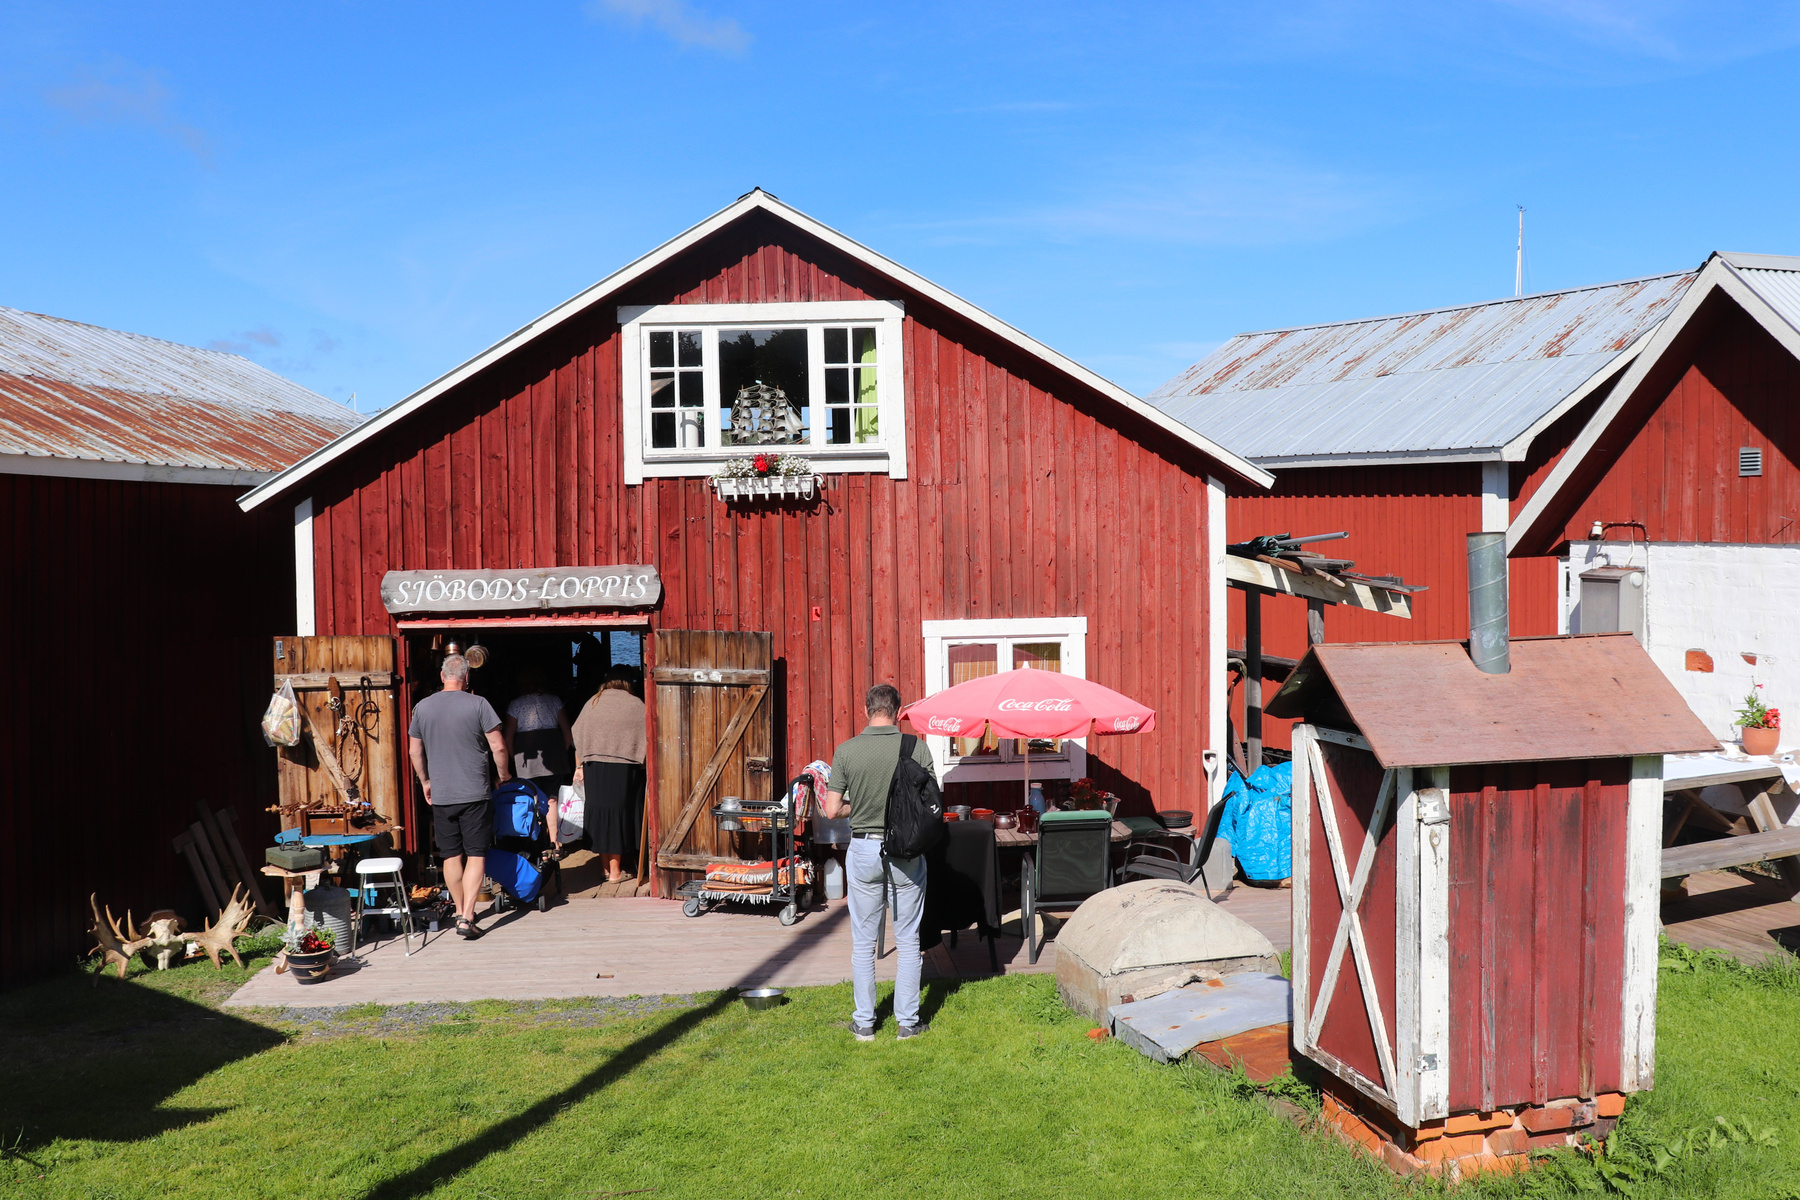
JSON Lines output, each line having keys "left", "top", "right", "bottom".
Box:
{"left": 1218, "top": 761, "right": 1292, "bottom": 882}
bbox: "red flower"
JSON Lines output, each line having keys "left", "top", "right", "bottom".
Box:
{"left": 1770, "top": 709, "right": 1783, "bottom": 729}
{"left": 753, "top": 454, "right": 771, "bottom": 475}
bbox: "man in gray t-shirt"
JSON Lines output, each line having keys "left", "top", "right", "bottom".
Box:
{"left": 408, "top": 654, "right": 510, "bottom": 937}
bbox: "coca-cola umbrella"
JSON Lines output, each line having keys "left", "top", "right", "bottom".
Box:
{"left": 899, "top": 667, "right": 1157, "bottom": 812}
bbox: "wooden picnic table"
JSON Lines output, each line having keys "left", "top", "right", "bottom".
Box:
{"left": 1661, "top": 761, "right": 1800, "bottom": 901}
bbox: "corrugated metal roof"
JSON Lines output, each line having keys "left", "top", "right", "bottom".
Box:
{"left": 1147, "top": 271, "right": 1695, "bottom": 463}
{"left": 1721, "top": 252, "right": 1800, "bottom": 340}
{"left": 0, "top": 305, "right": 361, "bottom": 475}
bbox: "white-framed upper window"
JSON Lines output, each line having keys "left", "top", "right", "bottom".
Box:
{"left": 619, "top": 301, "right": 907, "bottom": 483}
{"left": 918, "top": 617, "right": 1088, "bottom": 784}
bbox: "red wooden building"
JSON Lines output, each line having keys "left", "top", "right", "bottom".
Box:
{"left": 1148, "top": 273, "right": 1695, "bottom": 752}
{"left": 0, "top": 305, "right": 360, "bottom": 987}
{"left": 238, "top": 191, "right": 1272, "bottom": 897}
{"left": 1512, "top": 252, "right": 1800, "bottom": 746}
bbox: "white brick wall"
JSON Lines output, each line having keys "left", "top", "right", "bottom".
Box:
{"left": 1564, "top": 541, "right": 1798, "bottom": 745}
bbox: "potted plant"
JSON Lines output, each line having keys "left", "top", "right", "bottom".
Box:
{"left": 1067, "top": 778, "right": 1107, "bottom": 811}
{"left": 711, "top": 452, "right": 817, "bottom": 501}
{"left": 1735, "top": 688, "right": 1782, "bottom": 757}
{"left": 280, "top": 919, "right": 337, "bottom": 984}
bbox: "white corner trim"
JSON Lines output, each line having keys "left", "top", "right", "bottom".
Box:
{"left": 238, "top": 189, "right": 1271, "bottom": 512}
{"left": 0, "top": 452, "right": 275, "bottom": 487}
{"left": 294, "top": 497, "right": 316, "bottom": 636}
{"left": 1510, "top": 254, "right": 1800, "bottom": 555}
{"left": 1207, "top": 476, "right": 1228, "bottom": 781}
{"left": 1481, "top": 461, "right": 1510, "bottom": 533}
{"left": 618, "top": 300, "right": 907, "bottom": 485}
{"left": 918, "top": 616, "right": 1088, "bottom": 783}
{"left": 1415, "top": 765, "right": 1452, "bottom": 1120}
{"left": 1621, "top": 754, "right": 1663, "bottom": 1091}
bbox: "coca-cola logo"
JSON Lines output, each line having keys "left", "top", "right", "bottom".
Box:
{"left": 996, "top": 698, "right": 1075, "bottom": 712}
{"left": 1111, "top": 716, "right": 1142, "bottom": 731}
{"left": 925, "top": 716, "right": 968, "bottom": 733}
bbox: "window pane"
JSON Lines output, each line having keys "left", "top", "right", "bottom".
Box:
{"left": 677, "top": 408, "right": 704, "bottom": 448}
{"left": 948, "top": 643, "right": 1000, "bottom": 757}
{"left": 649, "top": 373, "right": 675, "bottom": 408}
{"left": 853, "top": 326, "right": 877, "bottom": 363}
{"left": 651, "top": 411, "right": 676, "bottom": 448}
{"left": 854, "top": 407, "right": 879, "bottom": 443}
{"left": 827, "top": 407, "right": 850, "bottom": 445}
{"left": 677, "top": 330, "right": 702, "bottom": 367}
{"left": 1013, "top": 642, "right": 1063, "bottom": 755}
{"left": 824, "top": 327, "right": 847, "bottom": 364}
{"left": 718, "top": 328, "right": 809, "bottom": 445}
{"left": 825, "top": 367, "right": 849, "bottom": 405}
{"left": 649, "top": 330, "right": 673, "bottom": 369}
{"left": 678, "top": 370, "right": 704, "bottom": 408}
{"left": 855, "top": 364, "right": 878, "bottom": 406}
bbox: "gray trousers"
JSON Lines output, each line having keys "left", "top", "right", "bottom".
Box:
{"left": 846, "top": 837, "right": 925, "bottom": 1028}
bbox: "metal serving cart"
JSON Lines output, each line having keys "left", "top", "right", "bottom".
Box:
{"left": 676, "top": 776, "right": 814, "bottom": 926}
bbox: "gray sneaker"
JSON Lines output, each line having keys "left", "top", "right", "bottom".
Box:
{"left": 851, "top": 1022, "right": 876, "bottom": 1042}
{"left": 897, "top": 1022, "right": 929, "bottom": 1040}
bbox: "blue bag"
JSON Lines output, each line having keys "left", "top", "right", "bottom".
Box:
{"left": 485, "top": 847, "right": 544, "bottom": 904}
{"left": 1218, "top": 761, "right": 1292, "bottom": 882}
{"left": 491, "top": 779, "right": 548, "bottom": 841}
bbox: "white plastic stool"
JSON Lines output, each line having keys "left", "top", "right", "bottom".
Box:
{"left": 352, "top": 856, "right": 418, "bottom": 957}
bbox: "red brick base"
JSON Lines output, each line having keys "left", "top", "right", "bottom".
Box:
{"left": 1319, "top": 1087, "right": 1624, "bottom": 1182}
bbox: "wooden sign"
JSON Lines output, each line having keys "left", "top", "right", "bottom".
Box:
{"left": 380, "top": 565, "right": 661, "bottom": 613}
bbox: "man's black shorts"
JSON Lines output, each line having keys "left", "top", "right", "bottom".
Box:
{"left": 432, "top": 800, "right": 492, "bottom": 858}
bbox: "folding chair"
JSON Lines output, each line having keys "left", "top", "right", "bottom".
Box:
{"left": 1022, "top": 811, "right": 1115, "bottom": 964}
{"left": 1122, "top": 800, "right": 1233, "bottom": 899}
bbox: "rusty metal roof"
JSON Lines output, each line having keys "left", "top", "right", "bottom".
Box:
{"left": 1720, "top": 252, "right": 1800, "bottom": 337}
{"left": 1266, "top": 633, "right": 1719, "bottom": 767}
{"left": 0, "top": 305, "right": 361, "bottom": 482}
{"left": 1147, "top": 272, "right": 1696, "bottom": 465}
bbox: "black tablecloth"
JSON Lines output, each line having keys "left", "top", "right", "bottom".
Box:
{"left": 921, "top": 819, "right": 1002, "bottom": 951}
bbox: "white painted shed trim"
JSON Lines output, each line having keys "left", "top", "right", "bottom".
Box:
{"left": 238, "top": 190, "right": 1270, "bottom": 512}
{"left": 1509, "top": 253, "right": 1800, "bottom": 555}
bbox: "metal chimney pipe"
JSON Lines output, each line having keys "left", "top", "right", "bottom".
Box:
{"left": 1467, "top": 532, "right": 1510, "bottom": 674}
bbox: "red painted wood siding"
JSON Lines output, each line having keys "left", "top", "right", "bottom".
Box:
{"left": 0, "top": 475, "right": 291, "bottom": 987}
{"left": 1552, "top": 305, "right": 1800, "bottom": 546}
{"left": 1227, "top": 463, "right": 1564, "bottom": 751}
{"left": 303, "top": 212, "right": 1222, "bottom": 817}
{"left": 1446, "top": 759, "right": 1629, "bottom": 1109}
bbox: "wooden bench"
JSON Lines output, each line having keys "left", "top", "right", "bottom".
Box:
{"left": 1661, "top": 764, "right": 1800, "bottom": 902}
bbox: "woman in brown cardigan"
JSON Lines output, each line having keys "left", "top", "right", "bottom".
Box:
{"left": 572, "top": 668, "right": 646, "bottom": 883}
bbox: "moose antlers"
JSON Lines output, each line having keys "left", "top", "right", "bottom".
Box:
{"left": 87, "top": 893, "right": 152, "bottom": 983}
{"left": 187, "top": 886, "right": 256, "bottom": 970}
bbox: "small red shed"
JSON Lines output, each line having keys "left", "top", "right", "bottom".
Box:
{"left": 1267, "top": 633, "right": 1714, "bottom": 1172}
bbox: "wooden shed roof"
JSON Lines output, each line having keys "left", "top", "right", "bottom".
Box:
{"left": 1265, "top": 633, "right": 1718, "bottom": 768}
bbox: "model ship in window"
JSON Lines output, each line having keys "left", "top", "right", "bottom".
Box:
{"left": 728, "top": 381, "right": 805, "bottom": 445}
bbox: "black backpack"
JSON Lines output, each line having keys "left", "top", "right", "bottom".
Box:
{"left": 882, "top": 734, "right": 945, "bottom": 860}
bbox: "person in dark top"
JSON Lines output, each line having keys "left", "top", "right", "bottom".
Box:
{"left": 408, "top": 654, "right": 510, "bottom": 938}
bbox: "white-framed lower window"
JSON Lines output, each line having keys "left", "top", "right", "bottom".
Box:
{"left": 918, "top": 617, "right": 1088, "bottom": 784}
{"left": 618, "top": 300, "right": 908, "bottom": 483}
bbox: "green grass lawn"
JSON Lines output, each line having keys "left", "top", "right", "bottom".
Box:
{"left": 3, "top": 941, "right": 1798, "bottom": 1200}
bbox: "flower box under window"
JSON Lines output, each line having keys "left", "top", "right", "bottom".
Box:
{"left": 711, "top": 474, "right": 819, "bottom": 502}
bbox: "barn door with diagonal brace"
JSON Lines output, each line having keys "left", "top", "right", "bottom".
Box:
{"left": 651, "top": 631, "right": 774, "bottom": 897}
{"left": 1292, "top": 723, "right": 1406, "bottom": 1117}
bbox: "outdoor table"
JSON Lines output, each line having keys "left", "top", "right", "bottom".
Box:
{"left": 1661, "top": 752, "right": 1800, "bottom": 900}
{"left": 992, "top": 818, "right": 1136, "bottom": 849}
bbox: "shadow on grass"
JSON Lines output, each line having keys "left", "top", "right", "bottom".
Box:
{"left": 361, "top": 902, "right": 852, "bottom": 1200}
{"left": 0, "top": 967, "right": 288, "bottom": 1153}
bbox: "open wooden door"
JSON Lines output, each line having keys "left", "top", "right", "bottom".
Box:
{"left": 651, "top": 631, "right": 774, "bottom": 898}
{"left": 271, "top": 636, "right": 403, "bottom": 839}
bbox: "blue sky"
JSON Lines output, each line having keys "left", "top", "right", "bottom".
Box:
{"left": 4, "top": 1, "right": 1800, "bottom": 412}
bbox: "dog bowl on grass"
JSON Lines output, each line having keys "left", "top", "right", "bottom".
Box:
{"left": 740, "top": 987, "right": 786, "bottom": 1011}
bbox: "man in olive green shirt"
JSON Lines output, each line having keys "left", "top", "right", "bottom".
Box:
{"left": 822, "top": 683, "right": 937, "bottom": 1040}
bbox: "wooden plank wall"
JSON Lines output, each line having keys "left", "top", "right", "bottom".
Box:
{"left": 303, "top": 211, "right": 1221, "bottom": 819}
{"left": 1553, "top": 305, "right": 1800, "bottom": 545}
{"left": 0, "top": 474, "right": 292, "bottom": 988}
{"left": 1445, "top": 759, "right": 1630, "bottom": 1109}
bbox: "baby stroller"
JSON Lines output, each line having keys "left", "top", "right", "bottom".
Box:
{"left": 487, "top": 779, "right": 563, "bottom": 914}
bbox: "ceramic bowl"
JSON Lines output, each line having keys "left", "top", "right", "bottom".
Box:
{"left": 971, "top": 808, "right": 995, "bottom": 822}
{"left": 993, "top": 813, "right": 1019, "bottom": 831}
{"left": 943, "top": 811, "right": 961, "bottom": 821}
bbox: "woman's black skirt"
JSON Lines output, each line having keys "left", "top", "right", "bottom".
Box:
{"left": 582, "top": 760, "right": 640, "bottom": 857}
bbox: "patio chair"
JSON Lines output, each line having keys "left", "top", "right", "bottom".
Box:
{"left": 1121, "top": 800, "right": 1233, "bottom": 900}
{"left": 1022, "top": 811, "right": 1115, "bottom": 964}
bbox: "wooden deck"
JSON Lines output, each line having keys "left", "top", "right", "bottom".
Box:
{"left": 1662, "top": 868, "right": 1800, "bottom": 963}
{"left": 224, "top": 883, "right": 1294, "bottom": 1009}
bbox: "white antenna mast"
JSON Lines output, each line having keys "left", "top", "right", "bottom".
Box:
{"left": 1515, "top": 206, "right": 1525, "bottom": 297}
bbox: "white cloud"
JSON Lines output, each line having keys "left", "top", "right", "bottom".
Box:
{"left": 584, "top": 0, "right": 751, "bottom": 55}
{"left": 42, "top": 64, "right": 213, "bottom": 167}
